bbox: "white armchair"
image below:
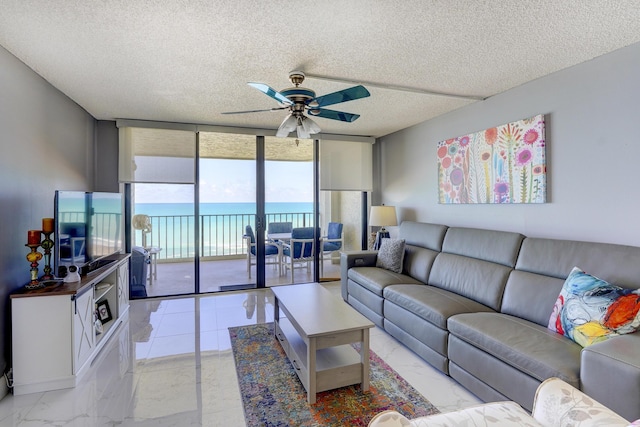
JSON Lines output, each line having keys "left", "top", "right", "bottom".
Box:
{"left": 368, "top": 377, "right": 633, "bottom": 427}
{"left": 281, "top": 227, "right": 316, "bottom": 283}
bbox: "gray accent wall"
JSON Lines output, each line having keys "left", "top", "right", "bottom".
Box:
{"left": 378, "top": 41, "right": 640, "bottom": 247}
{"left": 0, "top": 45, "right": 97, "bottom": 399}
{"left": 95, "top": 120, "right": 120, "bottom": 192}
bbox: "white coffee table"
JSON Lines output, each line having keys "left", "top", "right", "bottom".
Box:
{"left": 271, "top": 283, "right": 374, "bottom": 404}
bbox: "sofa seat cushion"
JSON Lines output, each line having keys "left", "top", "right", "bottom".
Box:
{"left": 448, "top": 312, "right": 582, "bottom": 386}
{"left": 347, "top": 267, "right": 422, "bottom": 297}
{"left": 384, "top": 284, "right": 495, "bottom": 329}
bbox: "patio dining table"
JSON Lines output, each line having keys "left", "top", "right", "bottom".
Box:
{"left": 267, "top": 232, "right": 291, "bottom": 242}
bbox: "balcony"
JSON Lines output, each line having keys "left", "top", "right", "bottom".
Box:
{"left": 134, "top": 212, "right": 342, "bottom": 297}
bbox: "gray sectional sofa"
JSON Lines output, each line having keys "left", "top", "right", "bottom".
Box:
{"left": 340, "top": 221, "right": 640, "bottom": 421}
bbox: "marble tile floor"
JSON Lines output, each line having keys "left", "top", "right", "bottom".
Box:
{"left": 0, "top": 283, "right": 481, "bottom": 426}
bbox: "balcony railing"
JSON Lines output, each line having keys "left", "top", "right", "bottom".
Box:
{"left": 140, "top": 212, "right": 313, "bottom": 260}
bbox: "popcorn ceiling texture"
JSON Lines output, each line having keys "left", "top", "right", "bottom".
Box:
{"left": 1, "top": 1, "right": 640, "bottom": 137}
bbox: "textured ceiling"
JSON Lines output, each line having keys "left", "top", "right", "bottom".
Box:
{"left": 2, "top": 1, "right": 640, "bottom": 138}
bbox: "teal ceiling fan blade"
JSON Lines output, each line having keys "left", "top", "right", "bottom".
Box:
{"left": 247, "top": 83, "right": 293, "bottom": 105}
{"left": 221, "top": 106, "right": 289, "bottom": 115}
{"left": 308, "top": 108, "right": 360, "bottom": 122}
{"left": 311, "top": 85, "right": 370, "bottom": 108}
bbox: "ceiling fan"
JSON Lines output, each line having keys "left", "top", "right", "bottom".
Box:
{"left": 222, "top": 71, "right": 370, "bottom": 138}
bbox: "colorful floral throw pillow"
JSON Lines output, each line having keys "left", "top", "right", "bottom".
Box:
{"left": 548, "top": 267, "right": 640, "bottom": 347}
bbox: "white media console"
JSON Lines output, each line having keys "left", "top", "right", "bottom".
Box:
{"left": 10, "top": 254, "right": 130, "bottom": 395}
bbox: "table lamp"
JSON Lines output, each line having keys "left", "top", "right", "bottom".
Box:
{"left": 369, "top": 205, "right": 397, "bottom": 250}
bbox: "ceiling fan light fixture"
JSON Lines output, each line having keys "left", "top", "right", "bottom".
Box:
{"left": 301, "top": 116, "right": 321, "bottom": 134}
{"left": 276, "top": 113, "right": 297, "bottom": 137}
{"left": 296, "top": 125, "right": 311, "bottom": 139}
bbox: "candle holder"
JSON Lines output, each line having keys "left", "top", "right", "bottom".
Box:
{"left": 40, "top": 232, "right": 54, "bottom": 280}
{"left": 25, "top": 244, "right": 44, "bottom": 289}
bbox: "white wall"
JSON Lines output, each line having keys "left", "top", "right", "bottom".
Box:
{"left": 378, "top": 41, "right": 640, "bottom": 247}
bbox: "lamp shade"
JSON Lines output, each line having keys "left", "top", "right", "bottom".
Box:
{"left": 369, "top": 206, "right": 397, "bottom": 227}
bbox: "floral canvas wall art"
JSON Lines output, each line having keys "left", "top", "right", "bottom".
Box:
{"left": 437, "top": 114, "right": 546, "bottom": 204}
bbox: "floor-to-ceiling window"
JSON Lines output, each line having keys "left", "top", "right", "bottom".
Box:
{"left": 118, "top": 121, "right": 373, "bottom": 297}
{"left": 120, "top": 126, "right": 197, "bottom": 297}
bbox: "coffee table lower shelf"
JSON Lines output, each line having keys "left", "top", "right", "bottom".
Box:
{"left": 275, "top": 318, "right": 365, "bottom": 402}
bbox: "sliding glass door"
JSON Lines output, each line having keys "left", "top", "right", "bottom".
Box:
{"left": 265, "top": 136, "right": 315, "bottom": 285}
{"left": 198, "top": 132, "right": 258, "bottom": 292}
{"left": 120, "top": 127, "right": 197, "bottom": 298}
{"left": 197, "top": 133, "right": 316, "bottom": 290}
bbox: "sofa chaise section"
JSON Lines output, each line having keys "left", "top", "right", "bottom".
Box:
{"left": 448, "top": 236, "right": 640, "bottom": 418}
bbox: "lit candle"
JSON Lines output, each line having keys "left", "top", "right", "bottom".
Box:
{"left": 42, "top": 218, "right": 55, "bottom": 234}
{"left": 28, "top": 230, "right": 41, "bottom": 245}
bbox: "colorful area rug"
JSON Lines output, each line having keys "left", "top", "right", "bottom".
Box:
{"left": 229, "top": 323, "right": 439, "bottom": 426}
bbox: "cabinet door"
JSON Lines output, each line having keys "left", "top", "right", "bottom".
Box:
{"left": 117, "top": 261, "right": 130, "bottom": 315}
{"left": 73, "top": 290, "right": 95, "bottom": 373}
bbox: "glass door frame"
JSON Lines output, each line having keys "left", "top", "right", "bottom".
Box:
{"left": 255, "top": 135, "right": 266, "bottom": 287}
{"left": 122, "top": 126, "right": 324, "bottom": 295}
{"left": 255, "top": 136, "right": 320, "bottom": 288}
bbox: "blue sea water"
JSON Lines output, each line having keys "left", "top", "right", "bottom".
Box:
{"left": 134, "top": 202, "right": 312, "bottom": 217}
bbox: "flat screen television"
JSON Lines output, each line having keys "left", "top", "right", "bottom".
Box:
{"left": 54, "top": 191, "right": 124, "bottom": 276}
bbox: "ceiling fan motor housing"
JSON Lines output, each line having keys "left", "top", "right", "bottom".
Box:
{"left": 280, "top": 87, "right": 316, "bottom": 116}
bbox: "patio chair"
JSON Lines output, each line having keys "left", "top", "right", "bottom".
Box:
{"left": 281, "top": 227, "right": 317, "bottom": 284}
{"left": 243, "top": 225, "right": 282, "bottom": 279}
{"left": 267, "top": 221, "right": 293, "bottom": 241}
{"left": 320, "top": 222, "right": 343, "bottom": 276}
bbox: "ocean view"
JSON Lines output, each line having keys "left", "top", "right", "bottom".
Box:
{"left": 133, "top": 202, "right": 313, "bottom": 259}
{"left": 134, "top": 202, "right": 313, "bottom": 217}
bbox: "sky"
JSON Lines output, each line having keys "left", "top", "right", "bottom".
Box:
{"left": 134, "top": 158, "right": 313, "bottom": 204}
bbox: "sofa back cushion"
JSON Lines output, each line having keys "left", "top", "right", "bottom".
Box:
{"left": 442, "top": 227, "right": 524, "bottom": 267}
{"left": 429, "top": 254, "right": 513, "bottom": 310}
{"left": 501, "top": 270, "right": 565, "bottom": 326}
{"left": 403, "top": 245, "right": 440, "bottom": 284}
{"left": 428, "top": 227, "right": 524, "bottom": 311}
{"left": 398, "top": 221, "right": 448, "bottom": 283}
{"left": 399, "top": 221, "right": 448, "bottom": 251}
{"left": 515, "top": 237, "right": 640, "bottom": 288}
{"left": 502, "top": 237, "right": 640, "bottom": 326}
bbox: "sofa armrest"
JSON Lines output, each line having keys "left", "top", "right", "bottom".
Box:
{"left": 367, "top": 410, "right": 411, "bottom": 427}
{"left": 580, "top": 332, "right": 640, "bottom": 421}
{"left": 340, "top": 250, "right": 378, "bottom": 301}
{"left": 532, "top": 377, "right": 629, "bottom": 426}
